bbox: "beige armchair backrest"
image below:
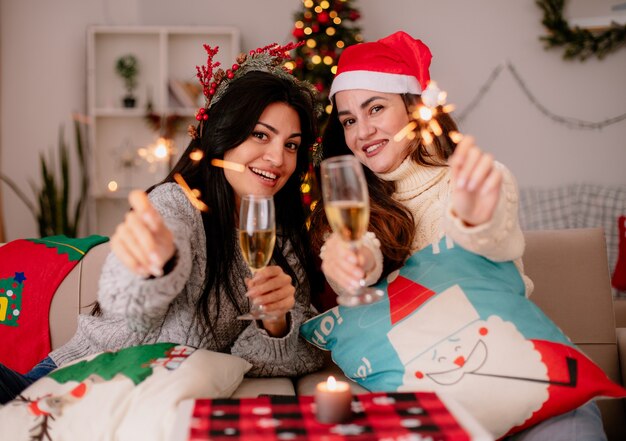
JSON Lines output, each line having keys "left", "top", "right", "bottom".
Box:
{"left": 518, "top": 228, "right": 624, "bottom": 439}
{"left": 49, "top": 241, "right": 110, "bottom": 348}
{"left": 5, "top": 228, "right": 624, "bottom": 439}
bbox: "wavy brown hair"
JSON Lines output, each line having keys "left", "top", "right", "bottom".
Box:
{"left": 309, "top": 93, "right": 459, "bottom": 280}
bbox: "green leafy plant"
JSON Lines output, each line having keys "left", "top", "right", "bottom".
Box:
{"left": 0, "top": 118, "right": 89, "bottom": 237}
{"left": 115, "top": 54, "right": 139, "bottom": 95}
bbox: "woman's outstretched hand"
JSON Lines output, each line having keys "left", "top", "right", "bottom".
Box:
{"left": 319, "top": 232, "right": 374, "bottom": 293}
{"left": 448, "top": 136, "right": 503, "bottom": 227}
{"left": 110, "top": 190, "right": 176, "bottom": 277}
{"left": 245, "top": 265, "right": 295, "bottom": 336}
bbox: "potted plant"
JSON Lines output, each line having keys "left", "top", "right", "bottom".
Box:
{"left": 115, "top": 54, "right": 139, "bottom": 108}
{"left": 0, "top": 118, "right": 89, "bottom": 237}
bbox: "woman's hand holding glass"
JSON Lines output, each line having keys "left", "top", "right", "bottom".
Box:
{"left": 244, "top": 265, "right": 294, "bottom": 335}
{"left": 448, "top": 136, "right": 503, "bottom": 227}
{"left": 320, "top": 155, "right": 383, "bottom": 306}
{"left": 319, "top": 232, "right": 377, "bottom": 293}
{"left": 237, "top": 195, "right": 292, "bottom": 328}
{"left": 110, "top": 190, "right": 176, "bottom": 278}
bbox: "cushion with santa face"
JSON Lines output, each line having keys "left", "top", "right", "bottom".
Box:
{"left": 300, "top": 237, "right": 626, "bottom": 439}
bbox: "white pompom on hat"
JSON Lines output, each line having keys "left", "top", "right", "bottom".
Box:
{"left": 329, "top": 31, "right": 432, "bottom": 100}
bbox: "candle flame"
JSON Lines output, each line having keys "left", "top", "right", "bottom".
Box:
{"left": 210, "top": 158, "right": 245, "bottom": 173}
{"left": 327, "top": 375, "right": 337, "bottom": 390}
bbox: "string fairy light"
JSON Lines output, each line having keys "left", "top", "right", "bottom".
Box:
{"left": 456, "top": 60, "right": 626, "bottom": 130}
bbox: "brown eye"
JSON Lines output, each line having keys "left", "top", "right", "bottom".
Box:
{"left": 251, "top": 131, "right": 268, "bottom": 141}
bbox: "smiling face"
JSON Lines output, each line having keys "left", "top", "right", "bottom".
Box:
{"left": 335, "top": 89, "right": 413, "bottom": 174}
{"left": 223, "top": 102, "right": 302, "bottom": 207}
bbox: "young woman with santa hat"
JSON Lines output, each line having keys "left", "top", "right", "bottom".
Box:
{"left": 310, "top": 30, "right": 606, "bottom": 441}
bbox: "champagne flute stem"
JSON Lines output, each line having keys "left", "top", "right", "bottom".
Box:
{"left": 348, "top": 240, "right": 367, "bottom": 290}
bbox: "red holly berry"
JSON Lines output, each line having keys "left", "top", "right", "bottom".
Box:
{"left": 227, "top": 71, "right": 235, "bottom": 79}
{"left": 203, "top": 114, "right": 209, "bottom": 121}
{"left": 232, "top": 64, "right": 239, "bottom": 71}
{"left": 349, "top": 11, "right": 361, "bottom": 20}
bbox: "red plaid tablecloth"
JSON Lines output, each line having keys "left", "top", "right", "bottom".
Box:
{"left": 178, "top": 392, "right": 483, "bottom": 441}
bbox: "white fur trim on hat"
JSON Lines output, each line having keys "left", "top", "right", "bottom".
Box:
{"left": 329, "top": 70, "right": 422, "bottom": 100}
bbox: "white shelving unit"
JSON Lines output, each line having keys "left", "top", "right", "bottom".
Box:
{"left": 86, "top": 25, "right": 240, "bottom": 235}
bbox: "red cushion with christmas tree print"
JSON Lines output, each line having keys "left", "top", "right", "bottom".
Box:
{"left": 0, "top": 235, "right": 108, "bottom": 373}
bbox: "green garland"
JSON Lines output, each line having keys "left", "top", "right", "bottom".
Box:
{"left": 537, "top": 0, "right": 626, "bottom": 60}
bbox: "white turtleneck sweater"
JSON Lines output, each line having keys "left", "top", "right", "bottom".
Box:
{"left": 373, "top": 156, "right": 534, "bottom": 296}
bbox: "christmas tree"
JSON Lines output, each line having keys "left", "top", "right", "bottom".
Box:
{"left": 288, "top": 0, "right": 363, "bottom": 216}
{"left": 0, "top": 272, "right": 25, "bottom": 327}
{"left": 289, "top": 0, "right": 363, "bottom": 124}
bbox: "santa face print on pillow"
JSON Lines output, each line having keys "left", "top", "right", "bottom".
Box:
{"left": 391, "top": 285, "right": 551, "bottom": 437}
{"left": 301, "top": 237, "right": 626, "bottom": 439}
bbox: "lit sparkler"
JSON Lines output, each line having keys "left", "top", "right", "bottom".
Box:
{"left": 394, "top": 81, "right": 464, "bottom": 146}
{"left": 173, "top": 173, "right": 209, "bottom": 212}
{"left": 210, "top": 158, "right": 245, "bottom": 173}
{"left": 171, "top": 155, "right": 245, "bottom": 213}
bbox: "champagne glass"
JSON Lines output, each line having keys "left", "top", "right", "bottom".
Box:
{"left": 320, "top": 155, "right": 384, "bottom": 306}
{"left": 236, "top": 195, "right": 277, "bottom": 320}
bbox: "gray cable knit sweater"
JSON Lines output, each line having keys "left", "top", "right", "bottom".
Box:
{"left": 49, "top": 183, "right": 324, "bottom": 377}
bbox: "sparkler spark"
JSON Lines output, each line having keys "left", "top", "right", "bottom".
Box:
{"left": 210, "top": 159, "right": 245, "bottom": 173}
{"left": 393, "top": 81, "right": 462, "bottom": 148}
{"left": 393, "top": 121, "right": 417, "bottom": 142}
{"left": 189, "top": 149, "right": 204, "bottom": 161}
{"left": 173, "top": 173, "right": 209, "bottom": 212}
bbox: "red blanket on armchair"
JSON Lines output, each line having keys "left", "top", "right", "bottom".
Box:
{"left": 0, "top": 235, "right": 108, "bottom": 373}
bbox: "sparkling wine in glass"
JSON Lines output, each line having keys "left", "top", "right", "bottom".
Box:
{"left": 320, "top": 155, "right": 384, "bottom": 306}
{"left": 236, "top": 195, "right": 277, "bottom": 320}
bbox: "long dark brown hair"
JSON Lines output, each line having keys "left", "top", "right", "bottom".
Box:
{"left": 94, "top": 72, "right": 322, "bottom": 338}
{"left": 310, "top": 93, "right": 459, "bottom": 279}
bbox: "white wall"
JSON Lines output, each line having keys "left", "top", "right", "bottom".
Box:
{"left": 1, "top": 0, "right": 625, "bottom": 240}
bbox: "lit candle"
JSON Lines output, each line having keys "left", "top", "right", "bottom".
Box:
{"left": 314, "top": 375, "right": 352, "bottom": 424}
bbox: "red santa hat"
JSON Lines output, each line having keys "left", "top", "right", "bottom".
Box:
{"left": 329, "top": 31, "right": 432, "bottom": 100}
